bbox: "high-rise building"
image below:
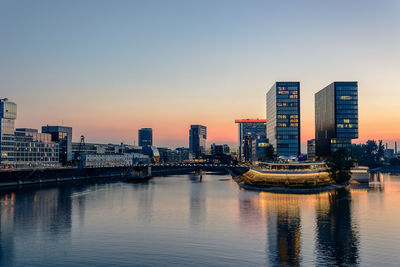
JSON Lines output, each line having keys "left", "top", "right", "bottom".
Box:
{"left": 0, "top": 98, "right": 17, "bottom": 168}
{"left": 266, "top": 82, "right": 300, "bottom": 157}
{"left": 42, "top": 125, "right": 72, "bottom": 165}
{"left": 315, "top": 81, "right": 358, "bottom": 157}
{"left": 189, "top": 125, "right": 207, "bottom": 158}
{"left": 138, "top": 128, "right": 153, "bottom": 147}
{"left": 235, "top": 119, "right": 267, "bottom": 161}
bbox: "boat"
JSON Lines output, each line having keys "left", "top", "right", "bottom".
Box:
{"left": 237, "top": 161, "right": 332, "bottom": 188}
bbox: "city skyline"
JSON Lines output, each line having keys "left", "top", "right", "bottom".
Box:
{"left": 1, "top": 1, "right": 399, "bottom": 150}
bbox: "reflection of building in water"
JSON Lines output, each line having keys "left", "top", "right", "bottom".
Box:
{"left": 189, "top": 175, "right": 206, "bottom": 227}
{"left": 0, "top": 192, "right": 15, "bottom": 266}
{"left": 0, "top": 186, "right": 73, "bottom": 265}
{"left": 315, "top": 188, "right": 359, "bottom": 266}
{"left": 266, "top": 194, "right": 301, "bottom": 267}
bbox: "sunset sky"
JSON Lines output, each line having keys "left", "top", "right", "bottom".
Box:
{"left": 1, "top": 0, "right": 399, "bottom": 151}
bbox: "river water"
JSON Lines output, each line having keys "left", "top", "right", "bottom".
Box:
{"left": 0, "top": 172, "right": 399, "bottom": 267}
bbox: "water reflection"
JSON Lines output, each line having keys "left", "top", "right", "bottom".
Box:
{"left": 370, "top": 172, "right": 385, "bottom": 191}
{"left": 189, "top": 174, "right": 206, "bottom": 227}
{"left": 315, "top": 188, "right": 360, "bottom": 266}
{"left": 266, "top": 194, "right": 301, "bottom": 267}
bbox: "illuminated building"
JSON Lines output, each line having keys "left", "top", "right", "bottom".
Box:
{"left": 235, "top": 119, "right": 267, "bottom": 162}
{"left": 315, "top": 82, "right": 358, "bottom": 157}
{"left": 0, "top": 98, "right": 17, "bottom": 168}
{"left": 14, "top": 128, "right": 60, "bottom": 168}
{"left": 189, "top": 125, "right": 207, "bottom": 158}
{"left": 266, "top": 82, "right": 300, "bottom": 156}
{"left": 138, "top": 128, "right": 153, "bottom": 147}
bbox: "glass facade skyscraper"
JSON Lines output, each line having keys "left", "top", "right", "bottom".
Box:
{"left": 0, "top": 98, "right": 17, "bottom": 168}
{"left": 266, "top": 82, "right": 300, "bottom": 157}
{"left": 189, "top": 125, "right": 207, "bottom": 158}
{"left": 315, "top": 81, "right": 358, "bottom": 157}
{"left": 235, "top": 119, "right": 266, "bottom": 161}
{"left": 138, "top": 128, "right": 153, "bottom": 147}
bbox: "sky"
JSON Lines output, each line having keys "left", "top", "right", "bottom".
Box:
{"left": 1, "top": 0, "right": 399, "bottom": 151}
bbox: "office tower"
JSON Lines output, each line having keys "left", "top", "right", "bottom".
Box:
{"left": 0, "top": 98, "right": 17, "bottom": 168}
{"left": 189, "top": 125, "right": 207, "bottom": 158}
{"left": 14, "top": 128, "right": 60, "bottom": 168}
{"left": 42, "top": 125, "right": 73, "bottom": 165}
{"left": 307, "top": 139, "right": 316, "bottom": 160}
{"left": 266, "top": 82, "right": 300, "bottom": 157}
{"left": 138, "top": 128, "right": 153, "bottom": 147}
{"left": 235, "top": 119, "right": 267, "bottom": 161}
{"left": 315, "top": 81, "right": 358, "bottom": 157}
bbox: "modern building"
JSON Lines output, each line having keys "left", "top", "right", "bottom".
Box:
{"left": 42, "top": 125, "right": 72, "bottom": 165}
{"left": 315, "top": 81, "right": 358, "bottom": 157}
{"left": 82, "top": 153, "right": 133, "bottom": 168}
{"left": 307, "top": 139, "right": 316, "bottom": 160}
{"left": 211, "top": 144, "right": 230, "bottom": 155}
{"left": 251, "top": 136, "right": 271, "bottom": 162}
{"left": 14, "top": 128, "right": 60, "bottom": 168}
{"left": 235, "top": 119, "right": 267, "bottom": 162}
{"left": 0, "top": 98, "right": 17, "bottom": 168}
{"left": 266, "top": 82, "right": 300, "bottom": 157}
{"left": 189, "top": 125, "right": 207, "bottom": 158}
{"left": 138, "top": 128, "right": 153, "bottom": 147}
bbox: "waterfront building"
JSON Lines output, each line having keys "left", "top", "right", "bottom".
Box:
{"left": 189, "top": 125, "right": 207, "bottom": 158}
{"left": 0, "top": 98, "right": 17, "bottom": 168}
{"left": 251, "top": 136, "right": 270, "bottom": 162}
{"left": 82, "top": 153, "right": 133, "bottom": 168}
{"left": 235, "top": 119, "right": 267, "bottom": 162}
{"left": 14, "top": 128, "right": 59, "bottom": 168}
{"left": 42, "top": 125, "right": 72, "bottom": 165}
{"left": 175, "top": 147, "right": 190, "bottom": 162}
{"left": 211, "top": 144, "right": 230, "bottom": 155}
{"left": 315, "top": 82, "right": 358, "bottom": 157}
{"left": 307, "top": 139, "right": 316, "bottom": 160}
{"left": 266, "top": 82, "right": 300, "bottom": 157}
{"left": 138, "top": 128, "right": 153, "bottom": 147}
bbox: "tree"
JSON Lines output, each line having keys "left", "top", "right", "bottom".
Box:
{"left": 351, "top": 140, "right": 385, "bottom": 168}
{"left": 326, "top": 148, "right": 353, "bottom": 184}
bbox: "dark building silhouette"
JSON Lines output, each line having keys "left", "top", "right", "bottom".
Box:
{"left": 138, "top": 128, "right": 153, "bottom": 147}
{"left": 315, "top": 81, "right": 358, "bottom": 157}
{"left": 235, "top": 119, "right": 267, "bottom": 161}
{"left": 42, "top": 125, "right": 73, "bottom": 164}
{"left": 189, "top": 125, "right": 206, "bottom": 158}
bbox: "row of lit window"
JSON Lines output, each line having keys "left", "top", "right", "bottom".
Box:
{"left": 277, "top": 102, "right": 298, "bottom": 107}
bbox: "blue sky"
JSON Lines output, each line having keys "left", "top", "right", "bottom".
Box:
{"left": 1, "top": 0, "right": 399, "bottom": 149}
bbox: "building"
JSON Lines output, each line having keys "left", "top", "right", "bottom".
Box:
{"left": 189, "top": 125, "right": 207, "bottom": 158}
{"left": 14, "top": 128, "right": 60, "bottom": 168}
{"left": 266, "top": 82, "right": 300, "bottom": 157}
{"left": 82, "top": 153, "right": 133, "bottom": 168}
{"left": 315, "top": 81, "right": 358, "bottom": 157}
{"left": 138, "top": 128, "right": 153, "bottom": 147}
{"left": 0, "top": 98, "right": 17, "bottom": 168}
{"left": 251, "top": 136, "right": 270, "bottom": 162}
{"left": 42, "top": 125, "right": 72, "bottom": 165}
{"left": 211, "top": 144, "right": 230, "bottom": 155}
{"left": 307, "top": 139, "right": 316, "bottom": 160}
{"left": 235, "top": 119, "right": 267, "bottom": 162}
{"left": 175, "top": 147, "right": 190, "bottom": 162}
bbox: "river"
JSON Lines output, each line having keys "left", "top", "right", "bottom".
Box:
{"left": 0, "top": 172, "right": 399, "bottom": 266}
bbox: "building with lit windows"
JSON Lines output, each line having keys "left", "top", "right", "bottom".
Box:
{"left": 0, "top": 98, "right": 17, "bottom": 168}
{"left": 189, "top": 125, "right": 207, "bottom": 158}
{"left": 307, "top": 139, "right": 316, "bottom": 160}
{"left": 138, "top": 128, "right": 153, "bottom": 147}
{"left": 315, "top": 81, "right": 358, "bottom": 157}
{"left": 235, "top": 119, "right": 267, "bottom": 162}
{"left": 14, "top": 128, "right": 60, "bottom": 168}
{"left": 42, "top": 125, "right": 72, "bottom": 165}
{"left": 266, "top": 82, "right": 300, "bottom": 157}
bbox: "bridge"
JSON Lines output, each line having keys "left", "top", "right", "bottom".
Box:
{"left": 0, "top": 163, "right": 249, "bottom": 188}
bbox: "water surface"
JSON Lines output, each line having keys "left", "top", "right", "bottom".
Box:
{"left": 0, "top": 173, "right": 399, "bottom": 266}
